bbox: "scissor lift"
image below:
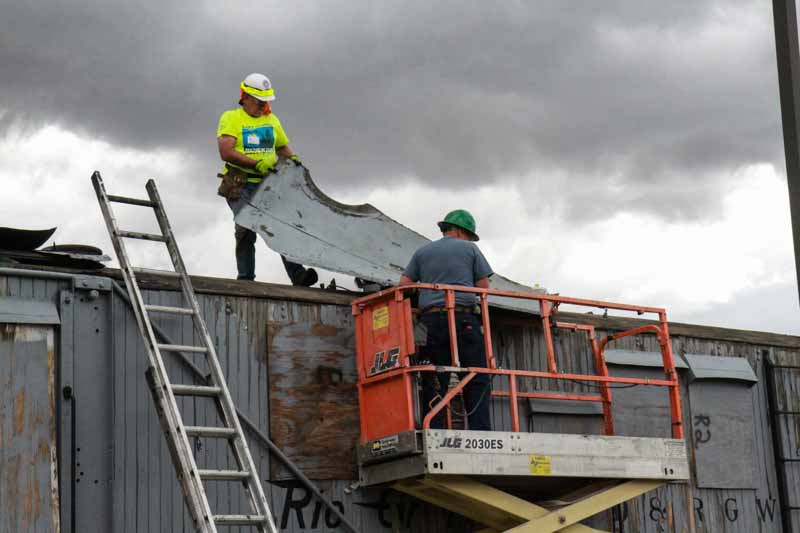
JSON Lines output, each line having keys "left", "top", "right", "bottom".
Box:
{"left": 352, "top": 285, "right": 691, "bottom": 533}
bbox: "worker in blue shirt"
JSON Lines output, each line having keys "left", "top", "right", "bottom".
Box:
{"left": 399, "top": 209, "right": 493, "bottom": 431}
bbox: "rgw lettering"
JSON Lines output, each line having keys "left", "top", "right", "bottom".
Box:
{"left": 369, "top": 347, "right": 400, "bottom": 375}
{"left": 690, "top": 495, "right": 778, "bottom": 525}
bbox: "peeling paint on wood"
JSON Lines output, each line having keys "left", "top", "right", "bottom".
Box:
{"left": 0, "top": 326, "right": 59, "bottom": 533}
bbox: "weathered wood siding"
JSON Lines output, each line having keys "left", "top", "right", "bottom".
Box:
{"left": 3, "top": 268, "right": 800, "bottom": 532}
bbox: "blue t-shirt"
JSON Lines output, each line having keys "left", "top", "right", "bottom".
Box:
{"left": 403, "top": 237, "right": 494, "bottom": 309}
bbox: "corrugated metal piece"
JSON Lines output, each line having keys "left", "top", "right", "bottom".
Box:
{"left": 234, "top": 160, "right": 545, "bottom": 314}
{"left": 605, "top": 348, "right": 689, "bottom": 369}
{"left": 684, "top": 353, "right": 759, "bottom": 383}
{"left": 0, "top": 326, "right": 60, "bottom": 533}
{"left": 0, "top": 298, "right": 60, "bottom": 325}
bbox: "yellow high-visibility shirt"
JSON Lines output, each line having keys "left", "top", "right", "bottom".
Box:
{"left": 217, "top": 108, "right": 290, "bottom": 178}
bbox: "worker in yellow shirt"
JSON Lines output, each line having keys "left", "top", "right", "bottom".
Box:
{"left": 216, "top": 73, "right": 318, "bottom": 286}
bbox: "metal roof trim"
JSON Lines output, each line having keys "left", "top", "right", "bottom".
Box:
{"left": 0, "top": 298, "right": 60, "bottom": 325}
{"left": 604, "top": 349, "right": 689, "bottom": 369}
{"left": 683, "top": 354, "right": 758, "bottom": 384}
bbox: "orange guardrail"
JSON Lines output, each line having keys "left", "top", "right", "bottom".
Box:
{"left": 352, "top": 284, "right": 684, "bottom": 444}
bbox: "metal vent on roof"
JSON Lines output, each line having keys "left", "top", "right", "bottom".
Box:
{"left": 683, "top": 354, "right": 758, "bottom": 384}
{"left": 528, "top": 398, "right": 603, "bottom": 416}
{"left": 0, "top": 298, "right": 60, "bottom": 325}
{"left": 604, "top": 349, "right": 689, "bottom": 369}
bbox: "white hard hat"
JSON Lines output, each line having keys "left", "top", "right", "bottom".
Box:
{"left": 240, "top": 73, "right": 275, "bottom": 102}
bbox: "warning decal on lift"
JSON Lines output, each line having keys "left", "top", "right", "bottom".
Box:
{"left": 372, "top": 306, "right": 389, "bottom": 330}
{"left": 529, "top": 455, "right": 552, "bottom": 475}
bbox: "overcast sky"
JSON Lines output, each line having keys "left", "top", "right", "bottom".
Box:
{"left": 2, "top": 0, "right": 799, "bottom": 334}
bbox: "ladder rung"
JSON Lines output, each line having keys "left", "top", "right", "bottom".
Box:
{"left": 171, "top": 384, "right": 221, "bottom": 397}
{"left": 213, "top": 515, "right": 267, "bottom": 526}
{"left": 107, "top": 194, "right": 156, "bottom": 207}
{"left": 198, "top": 469, "right": 250, "bottom": 481}
{"left": 157, "top": 343, "right": 208, "bottom": 353}
{"left": 131, "top": 267, "right": 182, "bottom": 278}
{"left": 184, "top": 426, "right": 236, "bottom": 438}
{"left": 117, "top": 230, "right": 168, "bottom": 242}
{"left": 145, "top": 304, "right": 195, "bottom": 315}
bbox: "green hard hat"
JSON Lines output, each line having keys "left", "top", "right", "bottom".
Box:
{"left": 438, "top": 209, "right": 479, "bottom": 241}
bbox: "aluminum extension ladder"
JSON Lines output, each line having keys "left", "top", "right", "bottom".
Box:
{"left": 91, "top": 172, "right": 278, "bottom": 533}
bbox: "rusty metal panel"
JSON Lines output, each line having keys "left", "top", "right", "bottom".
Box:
{"left": 0, "top": 325, "right": 60, "bottom": 533}
{"left": 234, "top": 161, "right": 544, "bottom": 314}
{"left": 267, "top": 300, "right": 358, "bottom": 480}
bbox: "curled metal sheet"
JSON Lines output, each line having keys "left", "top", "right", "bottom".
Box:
{"left": 235, "top": 161, "right": 544, "bottom": 313}
{"left": 0, "top": 226, "right": 56, "bottom": 250}
{"left": 40, "top": 244, "right": 111, "bottom": 264}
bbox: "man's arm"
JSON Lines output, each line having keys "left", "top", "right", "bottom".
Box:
{"left": 475, "top": 277, "right": 491, "bottom": 289}
{"left": 218, "top": 135, "right": 259, "bottom": 169}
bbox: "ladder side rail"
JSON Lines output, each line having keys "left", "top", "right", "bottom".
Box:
{"left": 145, "top": 179, "right": 277, "bottom": 533}
{"left": 91, "top": 172, "right": 215, "bottom": 532}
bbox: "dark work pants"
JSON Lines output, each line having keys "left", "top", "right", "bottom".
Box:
{"left": 227, "top": 182, "right": 304, "bottom": 281}
{"left": 418, "top": 312, "right": 492, "bottom": 431}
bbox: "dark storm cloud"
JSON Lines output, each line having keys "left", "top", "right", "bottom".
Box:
{"left": 0, "top": 0, "right": 783, "bottom": 222}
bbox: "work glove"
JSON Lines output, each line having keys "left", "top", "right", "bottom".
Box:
{"left": 289, "top": 154, "right": 303, "bottom": 167}
{"left": 254, "top": 159, "right": 273, "bottom": 175}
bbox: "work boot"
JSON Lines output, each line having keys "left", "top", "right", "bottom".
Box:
{"left": 291, "top": 267, "right": 318, "bottom": 287}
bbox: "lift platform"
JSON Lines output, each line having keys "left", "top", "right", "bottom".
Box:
{"left": 352, "top": 285, "right": 690, "bottom": 532}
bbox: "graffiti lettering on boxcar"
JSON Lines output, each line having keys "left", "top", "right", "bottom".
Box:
{"left": 724, "top": 497, "right": 739, "bottom": 522}
{"left": 649, "top": 496, "right": 667, "bottom": 522}
{"left": 272, "top": 480, "right": 345, "bottom": 529}
{"left": 755, "top": 497, "right": 778, "bottom": 522}
{"left": 354, "top": 488, "right": 416, "bottom": 529}
{"left": 693, "top": 414, "right": 711, "bottom": 448}
{"left": 693, "top": 497, "right": 705, "bottom": 523}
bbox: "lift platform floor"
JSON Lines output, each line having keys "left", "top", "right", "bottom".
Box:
{"left": 358, "top": 429, "right": 689, "bottom": 493}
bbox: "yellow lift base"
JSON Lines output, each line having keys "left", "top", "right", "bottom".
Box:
{"left": 393, "top": 475, "right": 664, "bottom": 533}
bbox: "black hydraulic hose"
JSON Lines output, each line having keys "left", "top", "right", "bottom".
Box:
{"left": 111, "top": 281, "right": 359, "bottom": 533}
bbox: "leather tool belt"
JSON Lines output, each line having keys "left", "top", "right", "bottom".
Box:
{"left": 217, "top": 165, "right": 259, "bottom": 201}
